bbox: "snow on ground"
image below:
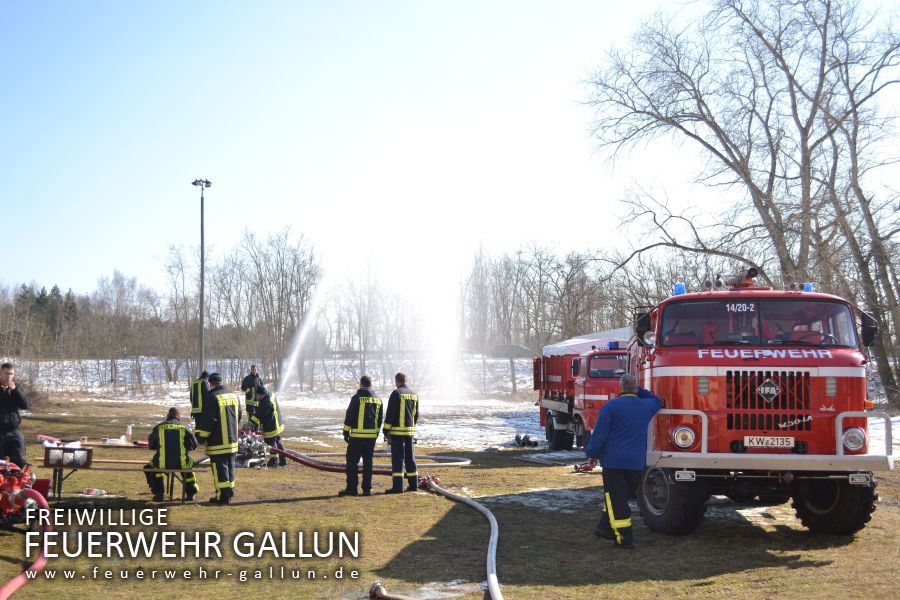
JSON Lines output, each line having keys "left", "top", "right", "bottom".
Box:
{"left": 867, "top": 416, "right": 900, "bottom": 456}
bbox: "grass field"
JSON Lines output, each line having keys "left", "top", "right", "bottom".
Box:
{"left": 1, "top": 395, "right": 898, "bottom": 600}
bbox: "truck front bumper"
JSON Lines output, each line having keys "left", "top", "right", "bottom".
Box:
{"left": 646, "top": 450, "right": 893, "bottom": 472}
{"left": 646, "top": 409, "right": 894, "bottom": 473}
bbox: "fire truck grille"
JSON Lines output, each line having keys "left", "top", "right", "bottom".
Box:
{"left": 725, "top": 370, "right": 811, "bottom": 431}
{"left": 726, "top": 412, "right": 812, "bottom": 431}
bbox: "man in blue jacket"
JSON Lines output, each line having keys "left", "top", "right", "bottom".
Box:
{"left": 585, "top": 373, "right": 662, "bottom": 549}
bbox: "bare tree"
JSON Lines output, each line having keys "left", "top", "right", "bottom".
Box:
{"left": 587, "top": 0, "right": 900, "bottom": 403}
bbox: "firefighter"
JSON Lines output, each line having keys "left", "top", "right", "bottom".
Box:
{"left": 190, "top": 370, "right": 209, "bottom": 421}
{"left": 585, "top": 373, "right": 662, "bottom": 549}
{"left": 196, "top": 372, "right": 240, "bottom": 505}
{"left": 240, "top": 365, "right": 263, "bottom": 430}
{"left": 383, "top": 372, "right": 419, "bottom": 494}
{"left": 250, "top": 385, "right": 287, "bottom": 468}
{"left": 0, "top": 363, "right": 28, "bottom": 468}
{"left": 339, "top": 375, "right": 382, "bottom": 497}
{"left": 144, "top": 407, "right": 199, "bottom": 502}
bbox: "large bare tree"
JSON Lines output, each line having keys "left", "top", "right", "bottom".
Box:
{"left": 587, "top": 0, "right": 900, "bottom": 403}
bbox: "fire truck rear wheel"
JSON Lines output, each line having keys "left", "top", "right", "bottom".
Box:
{"left": 638, "top": 467, "right": 708, "bottom": 535}
{"left": 546, "top": 415, "right": 574, "bottom": 450}
{"left": 792, "top": 480, "right": 876, "bottom": 535}
{"left": 575, "top": 419, "right": 591, "bottom": 449}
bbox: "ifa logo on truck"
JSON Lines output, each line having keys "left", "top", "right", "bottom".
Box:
{"left": 757, "top": 378, "right": 779, "bottom": 403}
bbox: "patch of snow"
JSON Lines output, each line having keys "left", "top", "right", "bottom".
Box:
{"left": 867, "top": 416, "right": 900, "bottom": 456}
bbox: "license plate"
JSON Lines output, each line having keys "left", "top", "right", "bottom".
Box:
{"left": 744, "top": 435, "right": 794, "bottom": 448}
{"left": 675, "top": 470, "right": 696, "bottom": 482}
{"left": 849, "top": 473, "right": 871, "bottom": 485}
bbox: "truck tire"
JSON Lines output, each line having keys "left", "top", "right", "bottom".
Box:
{"left": 546, "top": 415, "right": 573, "bottom": 451}
{"left": 575, "top": 419, "right": 591, "bottom": 449}
{"left": 792, "top": 480, "right": 876, "bottom": 535}
{"left": 638, "top": 467, "right": 708, "bottom": 535}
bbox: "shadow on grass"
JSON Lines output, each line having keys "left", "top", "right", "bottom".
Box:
{"left": 377, "top": 488, "right": 852, "bottom": 587}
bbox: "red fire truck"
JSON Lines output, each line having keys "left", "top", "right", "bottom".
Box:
{"left": 534, "top": 329, "right": 630, "bottom": 450}
{"left": 632, "top": 269, "right": 894, "bottom": 534}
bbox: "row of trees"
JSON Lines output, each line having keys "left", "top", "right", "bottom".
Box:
{"left": 0, "top": 228, "right": 429, "bottom": 392}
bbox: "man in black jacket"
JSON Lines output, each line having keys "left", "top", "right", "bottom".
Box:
{"left": 383, "top": 372, "right": 419, "bottom": 493}
{"left": 190, "top": 371, "right": 209, "bottom": 422}
{"left": 250, "top": 386, "right": 287, "bottom": 467}
{"left": 0, "top": 363, "right": 29, "bottom": 468}
{"left": 240, "top": 365, "right": 263, "bottom": 429}
{"left": 339, "top": 375, "right": 382, "bottom": 497}
{"left": 196, "top": 373, "right": 240, "bottom": 505}
{"left": 144, "top": 407, "right": 200, "bottom": 502}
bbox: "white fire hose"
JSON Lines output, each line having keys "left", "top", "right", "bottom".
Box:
{"left": 422, "top": 477, "right": 503, "bottom": 600}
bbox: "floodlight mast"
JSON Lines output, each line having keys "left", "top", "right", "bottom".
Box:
{"left": 192, "top": 179, "right": 211, "bottom": 373}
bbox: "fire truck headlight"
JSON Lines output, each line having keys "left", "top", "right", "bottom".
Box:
{"left": 672, "top": 426, "right": 696, "bottom": 449}
{"left": 842, "top": 428, "right": 866, "bottom": 452}
{"left": 643, "top": 332, "right": 657, "bottom": 347}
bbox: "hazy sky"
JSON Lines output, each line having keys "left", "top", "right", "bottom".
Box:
{"left": 2, "top": 1, "right": 895, "bottom": 298}
{"left": 1, "top": 0, "right": 685, "bottom": 295}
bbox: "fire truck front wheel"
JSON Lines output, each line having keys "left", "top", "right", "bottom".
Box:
{"left": 638, "top": 467, "right": 708, "bottom": 535}
{"left": 792, "top": 479, "right": 876, "bottom": 535}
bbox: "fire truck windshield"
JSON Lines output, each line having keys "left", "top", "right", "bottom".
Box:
{"left": 588, "top": 355, "right": 627, "bottom": 378}
{"left": 661, "top": 299, "right": 858, "bottom": 347}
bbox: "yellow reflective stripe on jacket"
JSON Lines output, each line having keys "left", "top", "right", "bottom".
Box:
{"left": 349, "top": 396, "right": 381, "bottom": 438}
{"left": 388, "top": 393, "right": 417, "bottom": 436}
{"left": 264, "top": 424, "right": 285, "bottom": 437}
{"left": 263, "top": 393, "right": 284, "bottom": 437}
{"left": 207, "top": 442, "right": 239, "bottom": 455}
{"left": 191, "top": 379, "right": 204, "bottom": 414}
{"left": 156, "top": 423, "right": 192, "bottom": 469}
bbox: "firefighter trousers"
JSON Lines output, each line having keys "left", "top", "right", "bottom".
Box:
{"left": 264, "top": 435, "right": 287, "bottom": 466}
{"left": 597, "top": 468, "right": 642, "bottom": 546}
{"left": 389, "top": 436, "right": 417, "bottom": 492}
{"left": 144, "top": 463, "right": 199, "bottom": 499}
{"left": 209, "top": 454, "right": 236, "bottom": 501}
{"left": 0, "top": 429, "right": 26, "bottom": 468}
{"left": 245, "top": 405, "right": 257, "bottom": 431}
{"left": 345, "top": 438, "right": 376, "bottom": 493}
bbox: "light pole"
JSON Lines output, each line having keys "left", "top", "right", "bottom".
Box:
{"left": 192, "top": 178, "right": 211, "bottom": 373}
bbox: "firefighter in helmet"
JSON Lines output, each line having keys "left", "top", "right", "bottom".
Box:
{"left": 383, "top": 372, "right": 419, "bottom": 493}
{"left": 250, "top": 385, "right": 287, "bottom": 468}
{"left": 190, "top": 370, "right": 209, "bottom": 421}
{"left": 144, "top": 407, "right": 199, "bottom": 502}
{"left": 339, "top": 375, "right": 382, "bottom": 497}
{"left": 585, "top": 373, "right": 662, "bottom": 549}
{"left": 195, "top": 372, "right": 240, "bottom": 505}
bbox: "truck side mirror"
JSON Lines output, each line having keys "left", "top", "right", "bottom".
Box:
{"left": 634, "top": 311, "right": 652, "bottom": 347}
{"left": 571, "top": 359, "right": 579, "bottom": 377}
{"left": 859, "top": 311, "right": 877, "bottom": 347}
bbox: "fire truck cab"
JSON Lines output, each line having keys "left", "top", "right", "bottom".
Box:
{"left": 535, "top": 332, "right": 629, "bottom": 450}
{"left": 632, "top": 270, "right": 893, "bottom": 535}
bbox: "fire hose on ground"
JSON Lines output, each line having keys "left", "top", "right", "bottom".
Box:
{"left": 270, "top": 448, "right": 471, "bottom": 474}
{"left": 271, "top": 448, "right": 503, "bottom": 600}
{"left": 0, "top": 489, "right": 52, "bottom": 600}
